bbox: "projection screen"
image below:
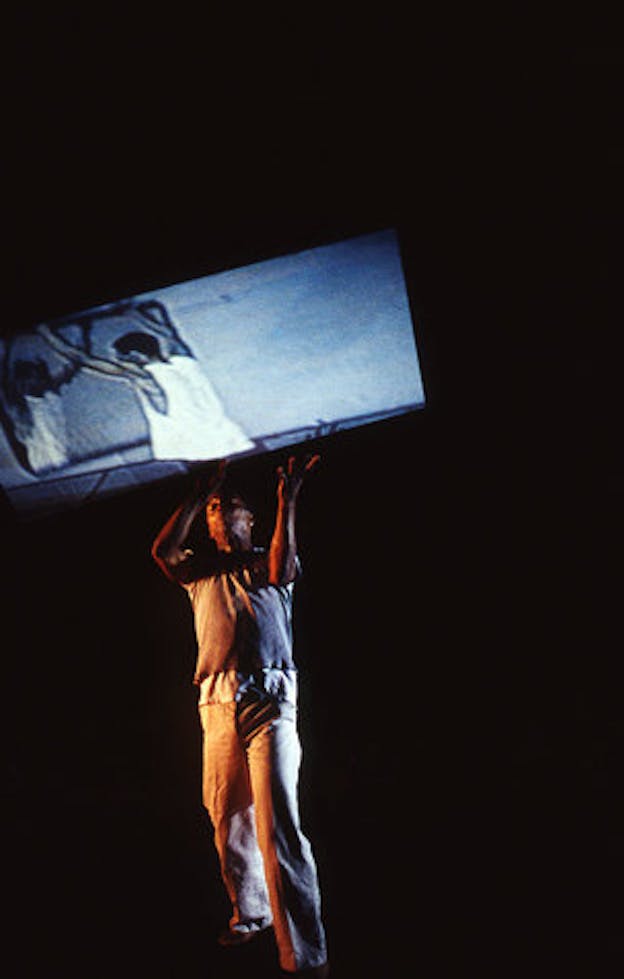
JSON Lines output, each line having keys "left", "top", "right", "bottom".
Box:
{"left": 0, "top": 229, "right": 425, "bottom": 516}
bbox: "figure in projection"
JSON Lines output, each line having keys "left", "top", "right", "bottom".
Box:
{"left": 0, "top": 299, "right": 251, "bottom": 475}
{"left": 151, "top": 455, "right": 329, "bottom": 977}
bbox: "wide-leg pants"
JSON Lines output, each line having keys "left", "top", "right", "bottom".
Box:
{"left": 199, "top": 692, "right": 327, "bottom": 973}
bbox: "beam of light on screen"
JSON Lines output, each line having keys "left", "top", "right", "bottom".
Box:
{"left": 0, "top": 229, "right": 425, "bottom": 516}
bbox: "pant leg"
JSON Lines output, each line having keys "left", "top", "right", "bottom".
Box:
{"left": 198, "top": 701, "right": 272, "bottom": 932}
{"left": 240, "top": 696, "right": 327, "bottom": 972}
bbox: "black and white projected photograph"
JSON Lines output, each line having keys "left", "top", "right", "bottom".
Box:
{"left": 0, "top": 229, "right": 423, "bottom": 516}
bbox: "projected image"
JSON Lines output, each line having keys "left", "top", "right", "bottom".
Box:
{"left": 0, "top": 229, "right": 425, "bottom": 515}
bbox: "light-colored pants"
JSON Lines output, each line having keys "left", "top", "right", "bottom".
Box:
{"left": 199, "top": 691, "right": 327, "bottom": 972}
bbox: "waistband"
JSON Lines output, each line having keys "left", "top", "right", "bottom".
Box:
{"left": 197, "top": 667, "right": 298, "bottom": 707}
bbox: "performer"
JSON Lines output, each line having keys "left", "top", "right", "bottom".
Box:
{"left": 152, "top": 455, "right": 329, "bottom": 977}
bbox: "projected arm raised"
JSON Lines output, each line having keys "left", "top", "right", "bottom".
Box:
{"left": 268, "top": 453, "right": 320, "bottom": 586}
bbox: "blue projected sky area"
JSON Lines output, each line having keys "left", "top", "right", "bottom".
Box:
{"left": 0, "top": 229, "right": 424, "bottom": 514}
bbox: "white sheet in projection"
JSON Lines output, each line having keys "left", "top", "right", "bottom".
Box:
{"left": 139, "top": 357, "right": 253, "bottom": 459}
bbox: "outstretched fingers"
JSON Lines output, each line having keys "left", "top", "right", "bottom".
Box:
{"left": 277, "top": 452, "right": 321, "bottom": 499}
{"left": 196, "top": 457, "right": 229, "bottom": 501}
{"left": 303, "top": 453, "right": 321, "bottom": 473}
{"left": 285, "top": 452, "right": 320, "bottom": 477}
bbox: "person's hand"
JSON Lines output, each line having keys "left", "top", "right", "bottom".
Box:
{"left": 191, "top": 457, "right": 229, "bottom": 500}
{"left": 276, "top": 453, "right": 320, "bottom": 505}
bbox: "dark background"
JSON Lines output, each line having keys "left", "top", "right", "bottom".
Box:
{"left": 2, "top": 12, "right": 621, "bottom": 978}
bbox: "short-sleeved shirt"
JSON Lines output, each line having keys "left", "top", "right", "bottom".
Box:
{"left": 182, "top": 549, "right": 299, "bottom": 706}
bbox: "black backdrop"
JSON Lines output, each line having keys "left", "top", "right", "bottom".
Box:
{"left": 2, "top": 14, "right": 620, "bottom": 979}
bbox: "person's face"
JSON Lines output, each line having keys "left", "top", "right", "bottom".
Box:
{"left": 206, "top": 493, "right": 254, "bottom": 551}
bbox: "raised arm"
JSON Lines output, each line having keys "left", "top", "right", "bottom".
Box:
{"left": 151, "top": 460, "right": 228, "bottom": 582}
{"left": 268, "top": 454, "right": 320, "bottom": 586}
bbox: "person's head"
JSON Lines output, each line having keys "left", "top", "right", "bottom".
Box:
{"left": 205, "top": 489, "right": 254, "bottom": 552}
